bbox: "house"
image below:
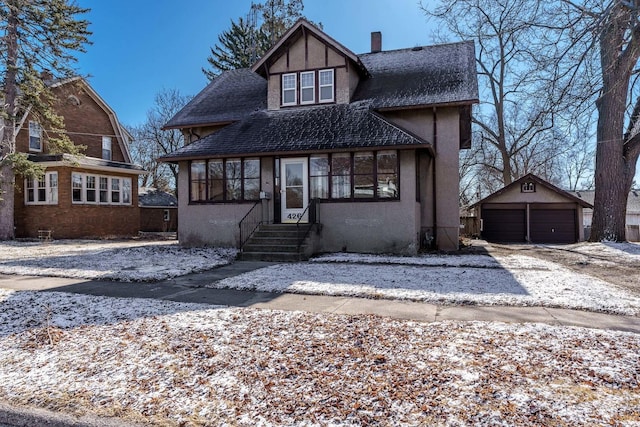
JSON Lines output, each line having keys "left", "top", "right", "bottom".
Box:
{"left": 139, "top": 187, "right": 178, "bottom": 233}
{"left": 13, "top": 77, "right": 146, "bottom": 239}
{"left": 570, "top": 189, "right": 640, "bottom": 241}
{"left": 473, "top": 174, "right": 592, "bottom": 244}
{"left": 161, "top": 19, "right": 478, "bottom": 258}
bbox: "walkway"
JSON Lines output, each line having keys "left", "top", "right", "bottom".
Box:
{"left": 1, "top": 261, "right": 639, "bottom": 334}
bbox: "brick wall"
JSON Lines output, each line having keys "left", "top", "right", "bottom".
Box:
{"left": 15, "top": 166, "right": 141, "bottom": 239}
{"left": 15, "top": 80, "right": 127, "bottom": 162}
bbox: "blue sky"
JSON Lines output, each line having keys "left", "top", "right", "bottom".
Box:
{"left": 74, "top": 0, "right": 437, "bottom": 127}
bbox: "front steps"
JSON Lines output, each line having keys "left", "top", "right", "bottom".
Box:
{"left": 240, "top": 223, "right": 315, "bottom": 262}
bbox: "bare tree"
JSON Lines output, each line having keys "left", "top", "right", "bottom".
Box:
{"left": 129, "top": 89, "right": 191, "bottom": 196}
{"left": 543, "top": 0, "right": 640, "bottom": 241}
{"left": 423, "top": 0, "right": 578, "bottom": 193}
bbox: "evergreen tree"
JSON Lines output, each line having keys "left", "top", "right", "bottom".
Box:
{"left": 202, "top": 17, "right": 270, "bottom": 81}
{"left": 257, "top": 0, "right": 304, "bottom": 45}
{"left": 0, "top": 0, "right": 91, "bottom": 239}
{"left": 203, "top": 0, "right": 314, "bottom": 80}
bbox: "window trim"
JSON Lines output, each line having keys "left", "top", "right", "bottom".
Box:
{"left": 25, "top": 171, "right": 58, "bottom": 205}
{"left": 29, "top": 121, "right": 42, "bottom": 152}
{"left": 189, "top": 157, "right": 262, "bottom": 204}
{"left": 319, "top": 69, "right": 335, "bottom": 103}
{"left": 282, "top": 73, "right": 297, "bottom": 106}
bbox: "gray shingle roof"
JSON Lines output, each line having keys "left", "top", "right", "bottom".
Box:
{"left": 570, "top": 190, "right": 640, "bottom": 212}
{"left": 163, "top": 69, "right": 267, "bottom": 130}
{"left": 139, "top": 188, "right": 178, "bottom": 207}
{"left": 161, "top": 102, "right": 430, "bottom": 160}
{"left": 354, "top": 41, "right": 478, "bottom": 109}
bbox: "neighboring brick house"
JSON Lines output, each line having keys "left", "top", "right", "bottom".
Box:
{"left": 162, "top": 19, "right": 478, "bottom": 257}
{"left": 13, "top": 77, "right": 145, "bottom": 239}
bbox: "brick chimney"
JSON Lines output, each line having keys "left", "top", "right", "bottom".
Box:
{"left": 371, "top": 31, "right": 382, "bottom": 53}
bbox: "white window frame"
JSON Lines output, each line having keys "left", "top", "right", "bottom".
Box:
{"left": 29, "top": 121, "right": 42, "bottom": 152}
{"left": 282, "top": 73, "right": 297, "bottom": 106}
{"left": 72, "top": 173, "right": 84, "bottom": 203}
{"left": 319, "top": 69, "right": 335, "bottom": 103}
{"left": 300, "top": 71, "right": 315, "bottom": 104}
{"left": 102, "top": 136, "right": 112, "bottom": 160}
{"left": 71, "top": 173, "right": 132, "bottom": 205}
{"left": 25, "top": 172, "right": 58, "bottom": 205}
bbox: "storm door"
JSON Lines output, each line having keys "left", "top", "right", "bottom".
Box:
{"left": 280, "top": 158, "right": 308, "bottom": 223}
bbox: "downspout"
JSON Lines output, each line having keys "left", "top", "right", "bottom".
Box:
{"left": 432, "top": 107, "right": 438, "bottom": 248}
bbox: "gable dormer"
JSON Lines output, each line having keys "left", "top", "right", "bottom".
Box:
{"left": 251, "top": 19, "right": 369, "bottom": 110}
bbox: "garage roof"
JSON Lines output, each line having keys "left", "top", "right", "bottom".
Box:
{"left": 473, "top": 174, "right": 593, "bottom": 208}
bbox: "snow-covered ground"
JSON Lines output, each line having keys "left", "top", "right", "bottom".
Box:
{"left": 210, "top": 252, "right": 640, "bottom": 315}
{"left": 0, "top": 240, "right": 237, "bottom": 281}
{"left": 1, "top": 240, "right": 639, "bottom": 315}
{"left": 0, "top": 289, "right": 638, "bottom": 426}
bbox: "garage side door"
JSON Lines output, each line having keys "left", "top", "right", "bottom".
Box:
{"left": 482, "top": 209, "right": 526, "bottom": 242}
{"left": 530, "top": 209, "right": 576, "bottom": 244}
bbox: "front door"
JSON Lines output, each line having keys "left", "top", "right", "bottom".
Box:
{"left": 281, "top": 158, "right": 308, "bottom": 223}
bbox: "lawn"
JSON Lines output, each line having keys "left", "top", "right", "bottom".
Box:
{"left": 0, "top": 240, "right": 639, "bottom": 425}
{"left": 0, "top": 289, "right": 638, "bottom": 426}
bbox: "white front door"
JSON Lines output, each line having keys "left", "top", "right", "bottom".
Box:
{"left": 281, "top": 158, "right": 308, "bottom": 223}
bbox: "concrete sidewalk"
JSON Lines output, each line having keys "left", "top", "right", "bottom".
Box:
{"left": 1, "top": 261, "right": 639, "bottom": 334}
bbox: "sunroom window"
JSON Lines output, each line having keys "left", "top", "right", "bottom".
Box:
{"left": 308, "top": 151, "right": 399, "bottom": 201}
{"left": 25, "top": 172, "right": 58, "bottom": 204}
{"left": 190, "top": 158, "right": 261, "bottom": 203}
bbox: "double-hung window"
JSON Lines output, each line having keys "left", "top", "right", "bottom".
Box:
{"left": 111, "top": 178, "right": 121, "bottom": 203}
{"left": 86, "top": 176, "right": 97, "bottom": 203}
{"left": 25, "top": 172, "right": 58, "bottom": 204}
{"left": 72, "top": 173, "right": 83, "bottom": 203}
{"left": 102, "top": 136, "right": 112, "bottom": 160}
{"left": 319, "top": 69, "right": 334, "bottom": 103}
{"left": 282, "top": 73, "right": 297, "bottom": 106}
{"left": 29, "top": 121, "right": 42, "bottom": 152}
{"left": 300, "top": 71, "right": 315, "bottom": 104}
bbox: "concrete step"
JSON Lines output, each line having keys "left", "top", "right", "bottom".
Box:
{"left": 245, "top": 236, "right": 301, "bottom": 245}
{"left": 242, "top": 243, "right": 306, "bottom": 253}
{"left": 240, "top": 251, "right": 308, "bottom": 262}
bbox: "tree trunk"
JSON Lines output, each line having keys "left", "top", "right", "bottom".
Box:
{"left": 590, "top": 10, "right": 636, "bottom": 242}
{"left": 0, "top": 3, "right": 19, "bottom": 240}
{"left": 0, "top": 164, "right": 16, "bottom": 240}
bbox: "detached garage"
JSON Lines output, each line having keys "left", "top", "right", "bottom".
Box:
{"left": 474, "top": 174, "right": 592, "bottom": 244}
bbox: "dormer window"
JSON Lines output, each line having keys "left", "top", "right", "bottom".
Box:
{"left": 319, "top": 69, "right": 334, "bottom": 103}
{"left": 300, "top": 71, "right": 315, "bottom": 104}
{"left": 281, "top": 69, "right": 335, "bottom": 107}
{"left": 282, "top": 73, "right": 297, "bottom": 106}
{"left": 29, "top": 121, "right": 42, "bottom": 152}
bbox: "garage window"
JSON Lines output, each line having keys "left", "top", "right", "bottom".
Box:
{"left": 521, "top": 182, "right": 535, "bottom": 193}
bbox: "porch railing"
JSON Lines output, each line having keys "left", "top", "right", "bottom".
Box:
{"left": 239, "top": 201, "right": 263, "bottom": 250}
{"left": 296, "top": 198, "right": 320, "bottom": 252}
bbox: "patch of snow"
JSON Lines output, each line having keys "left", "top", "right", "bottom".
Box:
{"left": 211, "top": 254, "right": 640, "bottom": 315}
{"left": 0, "top": 240, "right": 237, "bottom": 281}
